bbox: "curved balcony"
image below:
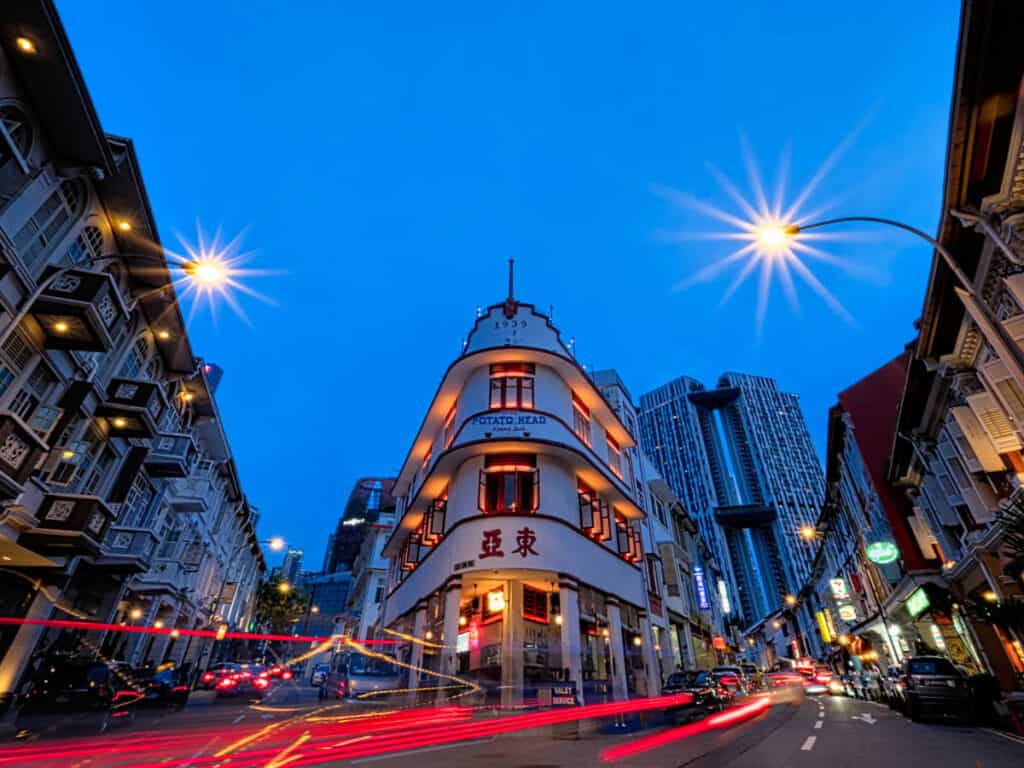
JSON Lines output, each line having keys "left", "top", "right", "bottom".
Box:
{"left": 145, "top": 433, "right": 197, "bottom": 477}
{"left": 390, "top": 408, "right": 642, "bottom": 556}
{"left": 383, "top": 514, "right": 645, "bottom": 624}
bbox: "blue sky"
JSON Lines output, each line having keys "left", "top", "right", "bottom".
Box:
{"left": 58, "top": 1, "right": 959, "bottom": 570}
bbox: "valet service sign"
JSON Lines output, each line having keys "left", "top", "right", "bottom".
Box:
{"left": 472, "top": 412, "right": 547, "bottom": 433}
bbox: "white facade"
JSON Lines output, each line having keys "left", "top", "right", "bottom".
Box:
{"left": 380, "top": 288, "right": 657, "bottom": 704}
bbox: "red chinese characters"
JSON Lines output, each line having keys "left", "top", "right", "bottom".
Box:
{"left": 479, "top": 527, "right": 539, "bottom": 559}
{"left": 480, "top": 529, "right": 504, "bottom": 559}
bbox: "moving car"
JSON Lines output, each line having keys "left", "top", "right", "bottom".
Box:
{"left": 214, "top": 668, "right": 269, "bottom": 699}
{"left": 806, "top": 665, "right": 834, "bottom": 695}
{"left": 266, "top": 663, "right": 294, "bottom": 682}
{"left": 138, "top": 666, "right": 190, "bottom": 710}
{"left": 663, "top": 670, "right": 731, "bottom": 720}
{"left": 711, "top": 666, "right": 747, "bottom": 696}
{"left": 901, "top": 656, "right": 972, "bottom": 722}
{"left": 320, "top": 652, "right": 402, "bottom": 700}
{"left": 198, "top": 663, "right": 241, "bottom": 690}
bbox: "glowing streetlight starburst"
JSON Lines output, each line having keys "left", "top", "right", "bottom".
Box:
{"left": 660, "top": 128, "right": 873, "bottom": 337}
{"left": 166, "top": 225, "right": 279, "bottom": 325}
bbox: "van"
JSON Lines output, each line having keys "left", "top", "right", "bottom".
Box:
{"left": 319, "top": 651, "right": 403, "bottom": 701}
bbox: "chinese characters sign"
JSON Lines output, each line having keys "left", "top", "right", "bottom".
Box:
{"left": 479, "top": 527, "right": 539, "bottom": 560}
{"left": 693, "top": 565, "right": 711, "bottom": 610}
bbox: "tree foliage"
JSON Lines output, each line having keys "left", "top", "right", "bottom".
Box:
{"left": 254, "top": 577, "right": 308, "bottom": 633}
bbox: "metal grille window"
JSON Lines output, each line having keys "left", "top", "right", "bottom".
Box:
{"left": 122, "top": 474, "right": 155, "bottom": 528}
{"left": 0, "top": 105, "right": 32, "bottom": 170}
{"left": 157, "top": 525, "right": 181, "bottom": 559}
{"left": 2, "top": 329, "right": 34, "bottom": 371}
{"left": 614, "top": 510, "right": 642, "bottom": 563}
{"left": 578, "top": 480, "right": 611, "bottom": 541}
{"left": 80, "top": 445, "right": 115, "bottom": 497}
{"left": 13, "top": 180, "right": 85, "bottom": 271}
{"left": 478, "top": 454, "right": 538, "bottom": 514}
{"left": 119, "top": 336, "right": 151, "bottom": 379}
{"left": 572, "top": 392, "right": 591, "bottom": 446}
{"left": 489, "top": 363, "right": 535, "bottom": 409}
{"left": 64, "top": 225, "right": 103, "bottom": 266}
{"left": 607, "top": 435, "right": 623, "bottom": 479}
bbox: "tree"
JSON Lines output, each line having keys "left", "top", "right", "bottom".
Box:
{"left": 254, "top": 577, "right": 308, "bottom": 634}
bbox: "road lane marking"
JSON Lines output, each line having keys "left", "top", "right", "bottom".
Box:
{"left": 234, "top": 714, "right": 246, "bottom": 723}
{"left": 351, "top": 737, "right": 496, "bottom": 764}
{"left": 853, "top": 713, "right": 877, "bottom": 724}
{"left": 801, "top": 736, "right": 816, "bottom": 751}
{"left": 981, "top": 728, "right": 1024, "bottom": 746}
{"left": 814, "top": 720, "right": 823, "bottom": 729}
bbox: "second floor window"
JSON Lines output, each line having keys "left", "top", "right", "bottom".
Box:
{"left": 607, "top": 435, "right": 623, "bottom": 479}
{"left": 489, "top": 363, "right": 535, "bottom": 409}
{"left": 572, "top": 392, "right": 591, "bottom": 446}
{"left": 578, "top": 479, "right": 611, "bottom": 541}
{"left": 479, "top": 454, "right": 538, "bottom": 514}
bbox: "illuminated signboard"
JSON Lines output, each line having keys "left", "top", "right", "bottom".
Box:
{"left": 693, "top": 565, "right": 711, "bottom": 610}
{"left": 866, "top": 541, "right": 899, "bottom": 565}
{"left": 815, "top": 611, "right": 833, "bottom": 644}
{"left": 829, "top": 578, "right": 849, "bottom": 601}
{"left": 456, "top": 631, "right": 470, "bottom": 654}
{"left": 906, "top": 587, "right": 930, "bottom": 617}
{"left": 712, "top": 635, "right": 726, "bottom": 650}
{"left": 838, "top": 604, "right": 858, "bottom": 622}
{"left": 717, "top": 579, "right": 731, "bottom": 614}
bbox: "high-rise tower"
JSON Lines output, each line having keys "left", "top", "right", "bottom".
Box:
{"left": 639, "top": 373, "right": 823, "bottom": 625}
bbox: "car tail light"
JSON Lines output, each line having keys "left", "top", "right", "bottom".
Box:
{"left": 202, "top": 672, "right": 214, "bottom": 683}
{"left": 259, "top": 671, "right": 269, "bottom": 679}
{"left": 217, "top": 677, "right": 236, "bottom": 689}
{"left": 254, "top": 678, "right": 269, "bottom": 689}
{"left": 814, "top": 673, "right": 832, "bottom": 684}
{"left": 282, "top": 670, "right": 293, "bottom": 680}
{"left": 720, "top": 675, "right": 739, "bottom": 686}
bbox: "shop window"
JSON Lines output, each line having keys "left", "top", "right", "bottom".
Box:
{"left": 479, "top": 454, "right": 538, "bottom": 513}
{"left": 489, "top": 363, "right": 535, "bottom": 410}
{"left": 522, "top": 585, "right": 549, "bottom": 623}
{"left": 614, "top": 510, "right": 642, "bottom": 563}
{"left": 607, "top": 435, "right": 623, "bottom": 479}
{"left": 577, "top": 479, "right": 611, "bottom": 541}
{"left": 400, "top": 534, "right": 421, "bottom": 572}
{"left": 572, "top": 392, "right": 591, "bottom": 446}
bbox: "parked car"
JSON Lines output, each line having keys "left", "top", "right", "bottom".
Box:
{"left": 711, "top": 666, "right": 747, "bottom": 696}
{"left": 663, "top": 670, "right": 732, "bottom": 720}
{"left": 320, "top": 652, "right": 403, "bottom": 700}
{"left": 902, "top": 656, "right": 972, "bottom": 723}
{"left": 310, "top": 663, "right": 330, "bottom": 687}
{"left": 18, "top": 658, "right": 142, "bottom": 731}
{"left": 137, "top": 665, "right": 190, "bottom": 710}
{"left": 198, "top": 663, "right": 241, "bottom": 690}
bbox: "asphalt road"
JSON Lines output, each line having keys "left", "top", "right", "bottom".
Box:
{"left": 2, "top": 686, "right": 1022, "bottom": 767}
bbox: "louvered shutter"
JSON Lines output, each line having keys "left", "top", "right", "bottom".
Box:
{"left": 966, "top": 391, "right": 1021, "bottom": 453}
{"left": 950, "top": 406, "right": 1004, "bottom": 471}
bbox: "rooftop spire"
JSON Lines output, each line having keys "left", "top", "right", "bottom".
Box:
{"left": 503, "top": 258, "right": 518, "bottom": 319}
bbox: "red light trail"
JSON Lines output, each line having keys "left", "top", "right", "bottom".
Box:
{"left": 0, "top": 617, "right": 398, "bottom": 645}
{"left": 600, "top": 695, "right": 772, "bottom": 761}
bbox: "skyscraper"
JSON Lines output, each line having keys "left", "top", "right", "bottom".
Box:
{"left": 324, "top": 478, "right": 396, "bottom": 573}
{"left": 281, "top": 548, "right": 304, "bottom": 585}
{"left": 639, "top": 373, "right": 823, "bottom": 626}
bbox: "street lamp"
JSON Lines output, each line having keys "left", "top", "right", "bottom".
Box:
{"left": 277, "top": 581, "right": 291, "bottom": 594}
{"left": 784, "top": 594, "right": 797, "bottom": 607}
{"left": 267, "top": 537, "right": 286, "bottom": 553}
{"left": 799, "top": 525, "right": 816, "bottom": 541}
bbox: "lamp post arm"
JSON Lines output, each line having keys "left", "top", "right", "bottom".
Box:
{"left": 797, "top": 216, "right": 976, "bottom": 295}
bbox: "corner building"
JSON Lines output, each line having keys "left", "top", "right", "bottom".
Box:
{"left": 382, "top": 282, "right": 656, "bottom": 705}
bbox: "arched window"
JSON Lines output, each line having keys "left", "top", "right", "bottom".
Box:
{"left": 65, "top": 225, "right": 103, "bottom": 266}
{"left": 0, "top": 104, "right": 33, "bottom": 169}
{"left": 13, "top": 179, "right": 87, "bottom": 271}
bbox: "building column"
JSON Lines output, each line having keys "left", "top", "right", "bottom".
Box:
{"left": 408, "top": 603, "right": 428, "bottom": 694}
{"left": 558, "top": 579, "right": 583, "bottom": 704}
{"left": 639, "top": 613, "right": 659, "bottom": 696}
{"left": 659, "top": 623, "right": 676, "bottom": 678}
{"left": 501, "top": 580, "right": 524, "bottom": 708}
{"left": 0, "top": 586, "right": 55, "bottom": 712}
{"left": 606, "top": 599, "right": 628, "bottom": 700}
{"left": 436, "top": 578, "right": 461, "bottom": 703}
